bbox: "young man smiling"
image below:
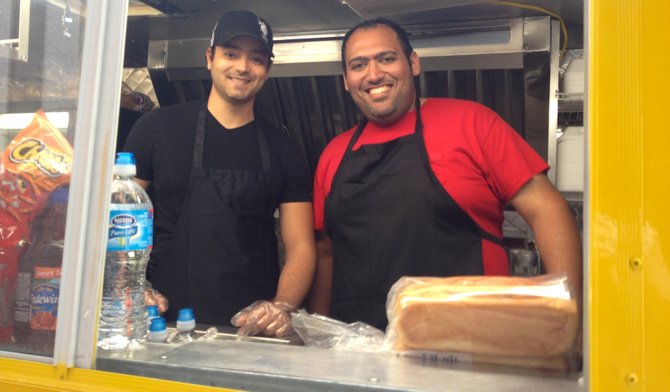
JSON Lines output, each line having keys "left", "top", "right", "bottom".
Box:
{"left": 124, "top": 10, "right": 316, "bottom": 337}
{"left": 309, "top": 18, "right": 582, "bottom": 330}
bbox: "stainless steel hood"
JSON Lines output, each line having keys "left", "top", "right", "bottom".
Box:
{"left": 148, "top": 18, "right": 525, "bottom": 79}
{"left": 124, "top": 0, "right": 583, "bottom": 71}
{"left": 341, "top": 0, "right": 494, "bottom": 16}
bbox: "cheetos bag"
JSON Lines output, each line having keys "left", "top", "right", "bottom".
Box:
{"left": 0, "top": 109, "right": 73, "bottom": 223}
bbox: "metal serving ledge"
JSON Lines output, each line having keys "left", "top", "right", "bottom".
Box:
{"left": 96, "top": 327, "right": 583, "bottom": 392}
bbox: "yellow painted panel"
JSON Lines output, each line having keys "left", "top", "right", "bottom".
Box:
{"left": 640, "top": 0, "right": 670, "bottom": 390}
{"left": 589, "top": 0, "right": 670, "bottom": 391}
{"left": 0, "top": 358, "right": 239, "bottom": 392}
{"left": 589, "top": 1, "right": 643, "bottom": 391}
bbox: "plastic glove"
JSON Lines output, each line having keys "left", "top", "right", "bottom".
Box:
{"left": 144, "top": 280, "right": 169, "bottom": 313}
{"left": 231, "top": 300, "right": 296, "bottom": 337}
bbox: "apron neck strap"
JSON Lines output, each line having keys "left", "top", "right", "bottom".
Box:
{"left": 192, "top": 105, "right": 271, "bottom": 172}
{"left": 193, "top": 105, "right": 207, "bottom": 168}
{"left": 345, "top": 97, "right": 424, "bottom": 153}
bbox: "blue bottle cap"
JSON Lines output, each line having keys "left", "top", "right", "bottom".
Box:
{"left": 149, "top": 317, "right": 167, "bottom": 332}
{"left": 177, "top": 308, "right": 194, "bottom": 322}
{"left": 147, "top": 305, "right": 160, "bottom": 318}
{"left": 115, "top": 152, "right": 136, "bottom": 165}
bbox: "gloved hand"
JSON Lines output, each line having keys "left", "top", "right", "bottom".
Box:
{"left": 231, "top": 300, "right": 296, "bottom": 337}
{"left": 144, "top": 280, "right": 169, "bottom": 313}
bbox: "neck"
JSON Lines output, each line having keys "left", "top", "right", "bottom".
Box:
{"left": 369, "top": 97, "right": 427, "bottom": 128}
{"left": 207, "top": 94, "right": 255, "bottom": 129}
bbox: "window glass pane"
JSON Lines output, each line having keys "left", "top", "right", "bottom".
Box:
{"left": 0, "top": 0, "right": 85, "bottom": 357}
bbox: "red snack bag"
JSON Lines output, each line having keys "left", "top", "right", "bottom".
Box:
{"left": 0, "top": 210, "right": 30, "bottom": 342}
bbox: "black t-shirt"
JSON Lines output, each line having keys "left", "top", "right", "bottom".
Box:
{"left": 123, "top": 100, "right": 312, "bottom": 238}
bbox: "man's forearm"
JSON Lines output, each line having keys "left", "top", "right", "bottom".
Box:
{"left": 273, "top": 244, "right": 316, "bottom": 307}
{"left": 307, "top": 233, "right": 333, "bottom": 315}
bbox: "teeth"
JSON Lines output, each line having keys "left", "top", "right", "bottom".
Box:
{"left": 368, "top": 86, "right": 389, "bottom": 95}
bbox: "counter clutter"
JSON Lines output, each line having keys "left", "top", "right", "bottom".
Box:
{"left": 96, "top": 326, "right": 582, "bottom": 392}
{"left": 96, "top": 273, "right": 582, "bottom": 391}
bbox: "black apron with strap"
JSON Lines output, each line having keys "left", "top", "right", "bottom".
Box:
{"left": 324, "top": 99, "right": 503, "bottom": 329}
{"left": 151, "top": 106, "right": 279, "bottom": 326}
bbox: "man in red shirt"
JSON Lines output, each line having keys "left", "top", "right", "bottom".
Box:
{"left": 309, "top": 18, "right": 582, "bottom": 329}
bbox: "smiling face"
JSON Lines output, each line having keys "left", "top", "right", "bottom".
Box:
{"left": 206, "top": 35, "right": 270, "bottom": 106}
{"left": 342, "top": 24, "right": 421, "bottom": 126}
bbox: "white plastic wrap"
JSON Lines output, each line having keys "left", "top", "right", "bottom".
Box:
{"left": 291, "top": 310, "right": 385, "bottom": 353}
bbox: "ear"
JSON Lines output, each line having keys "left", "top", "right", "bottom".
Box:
{"left": 205, "top": 47, "right": 213, "bottom": 70}
{"left": 342, "top": 73, "right": 350, "bottom": 92}
{"left": 410, "top": 51, "right": 421, "bottom": 76}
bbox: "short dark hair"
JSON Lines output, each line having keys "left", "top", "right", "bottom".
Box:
{"left": 340, "top": 17, "right": 414, "bottom": 73}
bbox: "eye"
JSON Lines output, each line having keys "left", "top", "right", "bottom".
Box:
{"left": 349, "top": 62, "right": 365, "bottom": 72}
{"left": 251, "top": 55, "right": 267, "bottom": 66}
{"left": 380, "top": 55, "right": 396, "bottom": 64}
{"left": 222, "top": 50, "right": 238, "bottom": 59}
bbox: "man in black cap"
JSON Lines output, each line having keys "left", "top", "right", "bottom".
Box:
{"left": 124, "top": 10, "right": 316, "bottom": 336}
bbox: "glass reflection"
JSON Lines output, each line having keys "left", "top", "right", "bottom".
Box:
{"left": 0, "top": 0, "right": 85, "bottom": 357}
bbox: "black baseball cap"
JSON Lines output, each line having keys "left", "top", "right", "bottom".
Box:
{"left": 210, "top": 10, "right": 274, "bottom": 58}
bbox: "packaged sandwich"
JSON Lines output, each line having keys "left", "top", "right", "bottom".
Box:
{"left": 0, "top": 110, "right": 73, "bottom": 223}
{"left": 385, "top": 274, "right": 579, "bottom": 370}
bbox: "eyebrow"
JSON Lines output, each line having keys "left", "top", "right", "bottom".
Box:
{"left": 347, "top": 50, "right": 397, "bottom": 66}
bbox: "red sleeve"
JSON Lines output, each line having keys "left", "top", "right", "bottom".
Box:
{"left": 481, "top": 115, "right": 549, "bottom": 201}
{"left": 423, "top": 98, "right": 548, "bottom": 238}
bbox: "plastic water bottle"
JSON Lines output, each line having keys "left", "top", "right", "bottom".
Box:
{"left": 98, "top": 152, "right": 153, "bottom": 350}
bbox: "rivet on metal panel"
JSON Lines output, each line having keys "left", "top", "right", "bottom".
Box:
{"left": 625, "top": 372, "right": 638, "bottom": 385}
{"left": 629, "top": 258, "right": 642, "bottom": 269}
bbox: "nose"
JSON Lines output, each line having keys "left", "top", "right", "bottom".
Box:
{"left": 366, "top": 61, "right": 384, "bottom": 82}
{"left": 234, "top": 55, "right": 251, "bottom": 73}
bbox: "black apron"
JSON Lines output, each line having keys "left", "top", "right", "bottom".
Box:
{"left": 324, "top": 100, "right": 503, "bottom": 329}
{"left": 151, "top": 107, "right": 279, "bottom": 326}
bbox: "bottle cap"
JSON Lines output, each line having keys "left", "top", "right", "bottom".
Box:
{"left": 149, "top": 317, "right": 167, "bottom": 332}
{"left": 115, "top": 152, "right": 136, "bottom": 166}
{"left": 147, "top": 305, "right": 160, "bottom": 319}
{"left": 113, "top": 152, "right": 137, "bottom": 176}
{"left": 177, "top": 308, "right": 194, "bottom": 322}
{"left": 176, "top": 308, "right": 195, "bottom": 332}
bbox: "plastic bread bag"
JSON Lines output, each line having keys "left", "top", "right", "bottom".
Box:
{"left": 384, "top": 274, "right": 579, "bottom": 370}
{"left": 291, "top": 310, "right": 385, "bottom": 353}
{"left": 0, "top": 109, "right": 73, "bottom": 223}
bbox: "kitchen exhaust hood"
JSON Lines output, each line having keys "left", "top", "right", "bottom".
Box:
{"left": 148, "top": 18, "right": 524, "bottom": 80}
{"left": 341, "top": 0, "right": 493, "bottom": 17}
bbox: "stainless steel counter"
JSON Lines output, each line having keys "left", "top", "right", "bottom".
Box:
{"left": 96, "top": 329, "right": 583, "bottom": 392}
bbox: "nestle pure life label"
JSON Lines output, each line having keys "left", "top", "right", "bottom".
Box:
{"left": 107, "top": 208, "right": 153, "bottom": 251}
